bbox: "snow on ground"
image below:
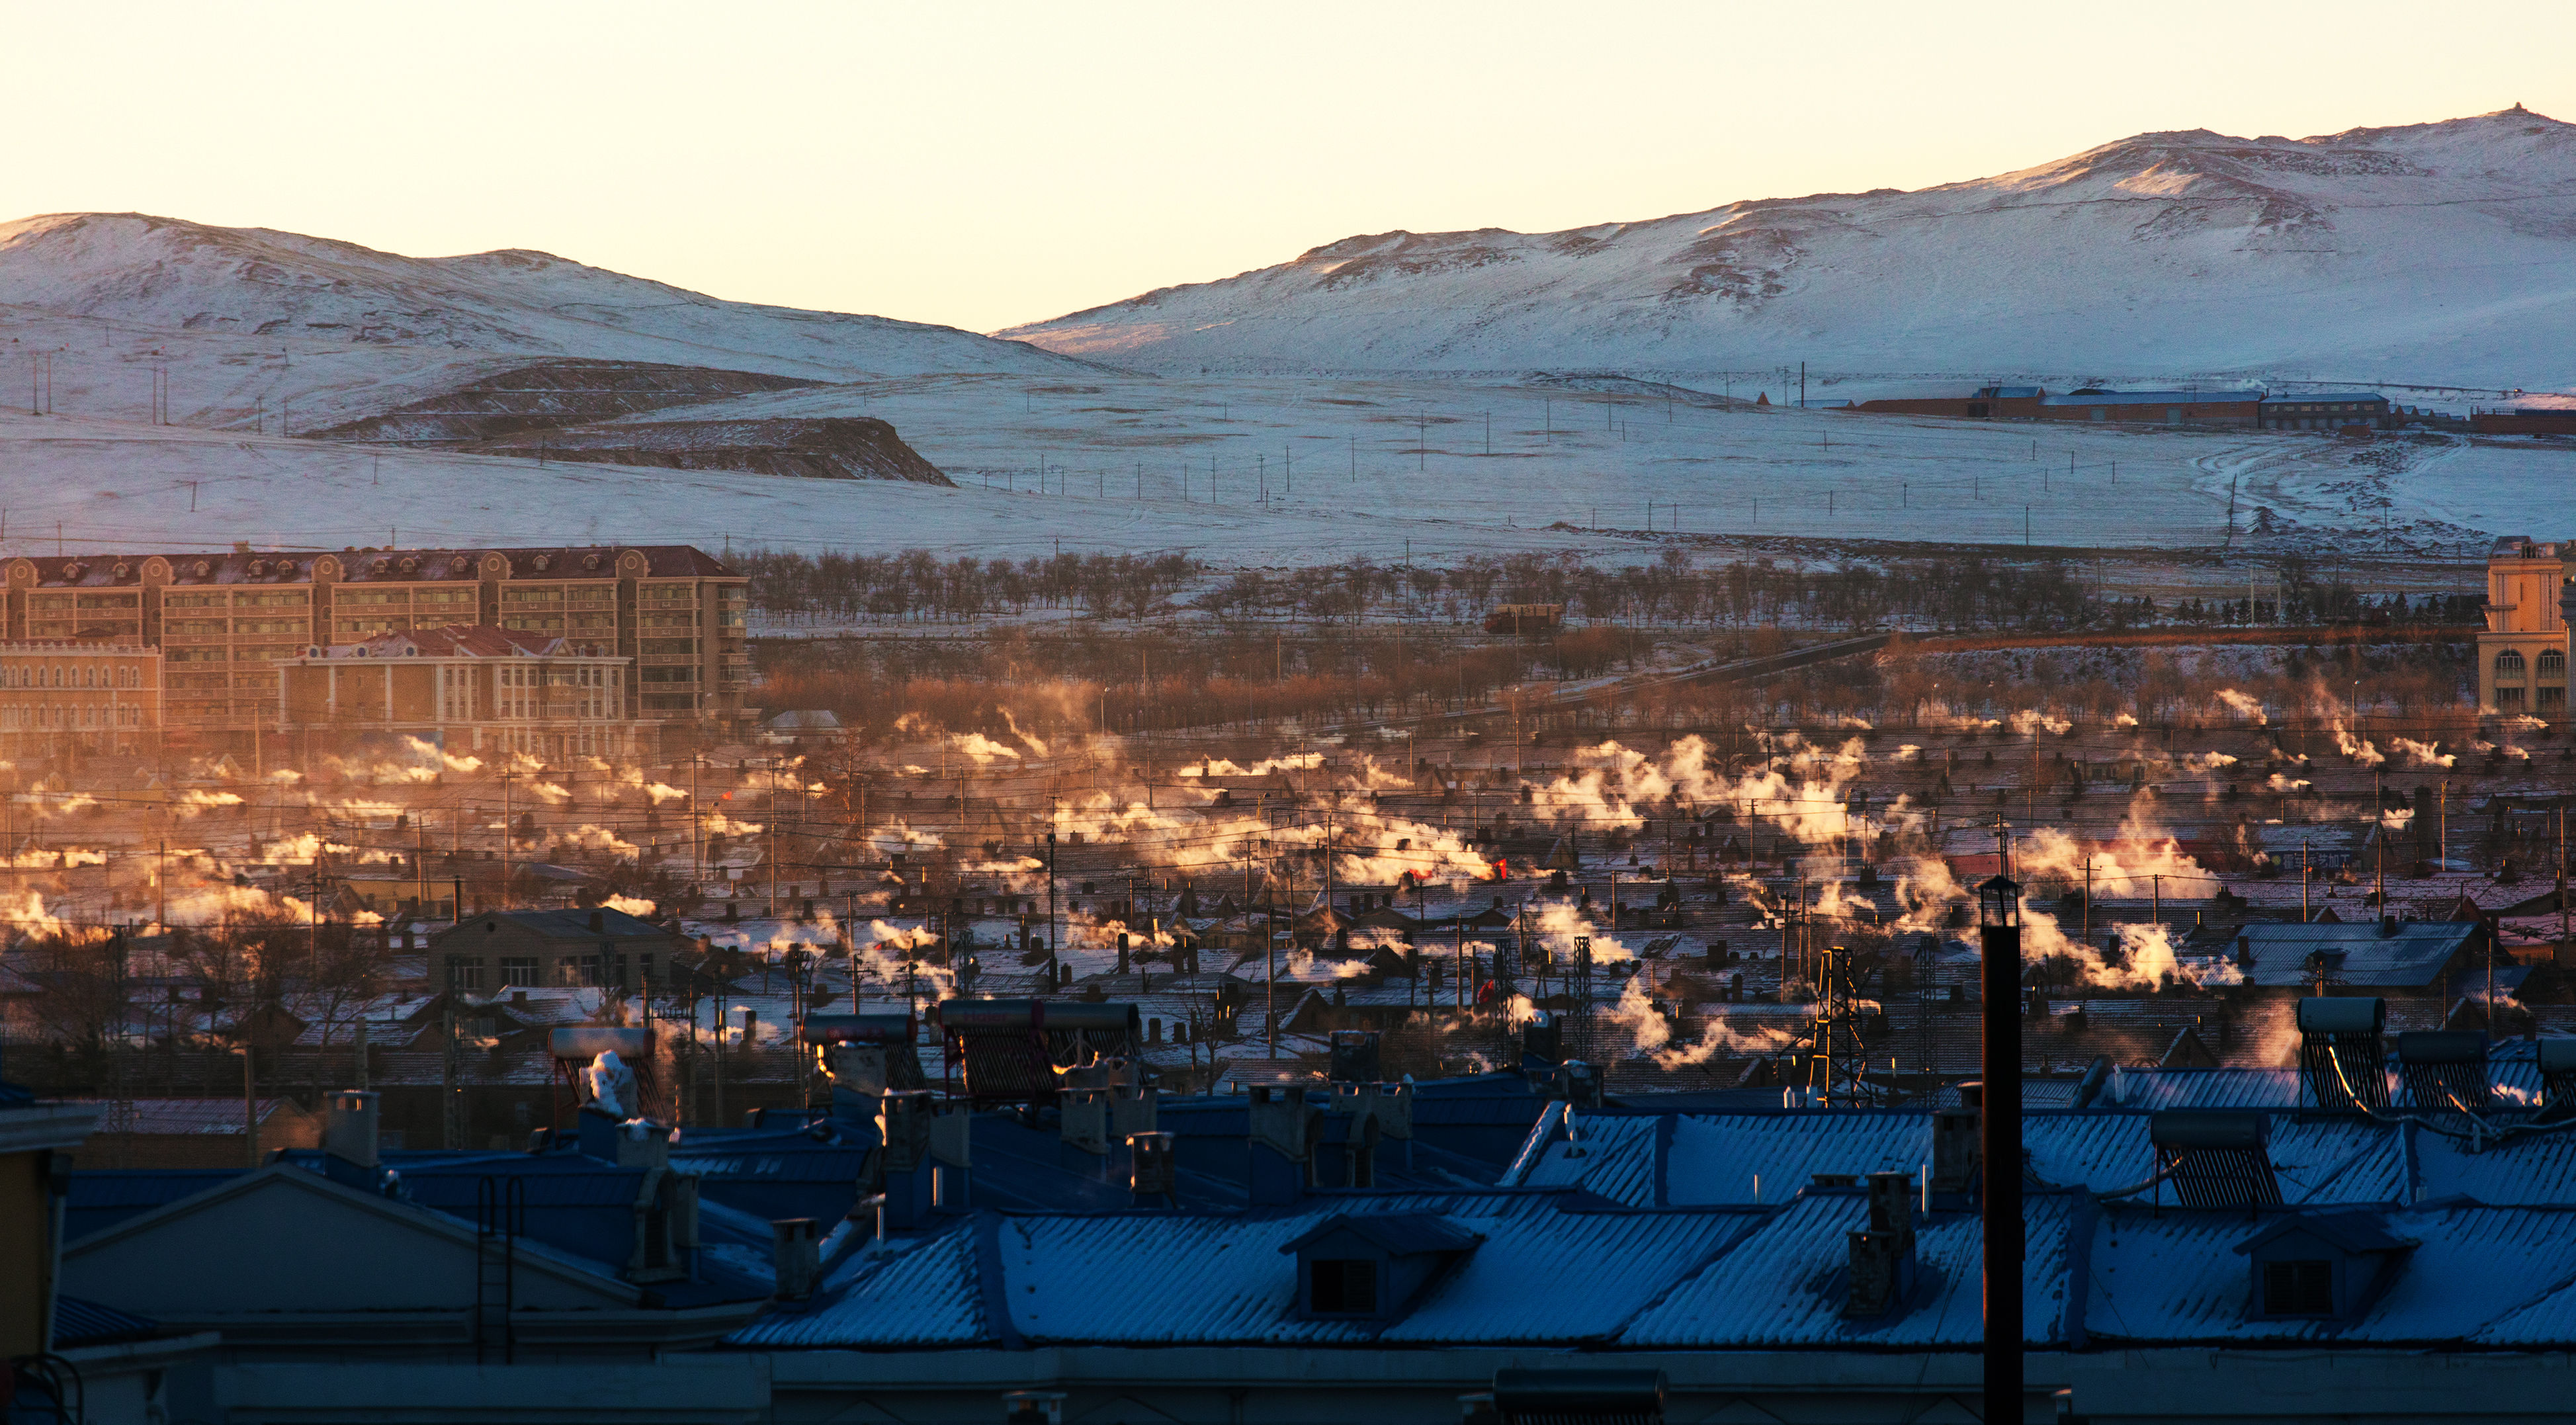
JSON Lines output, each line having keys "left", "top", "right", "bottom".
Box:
{"left": 1002, "top": 110, "right": 2576, "bottom": 390}
{"left": 0, "top": 370, "right": 2557, "bottom": 567}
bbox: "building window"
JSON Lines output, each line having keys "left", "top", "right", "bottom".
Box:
{"left": 2497, "top": 650, "right": 2527, "bottom": 680}
{"left": 497, "top": 666, "right": 538, "bottom": 719}
{"left": 499, "top": 957, "right": 540, "bottom": 987}
{"left": 1308, "top": 1260, "right": 1378, "bottom": 1315}
{"left": 558, "top": 956, "right": 599, "bottom": 987}
{"left": 2541, "top": 650, "right": 2567, "bottom": 681}
{"left": 2500, "top": 687, "right": 2528, "bottom": 710}
{"left": 445, "top": 956, "right": 486, "bottom": 991}
{"left": 2261, "top": 1260, "right": 2335, "bottom": 1317}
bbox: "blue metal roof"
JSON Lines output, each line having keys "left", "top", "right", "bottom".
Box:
{"left": 1600, "top": 1189, "right": 2081, "bottom": 1349}
{"left": 50, "top": 1295, "right": 164, "bottom": 1348}
{"left": 2226, "top": 920, "right": 2483, "bottom": 986}
{"left": 2082, "top": 1203, "right": 2576, "bottom": 1347}
{"left": 62, "top": 1170, "right": 242, "bottom": 1240}
{"left": 735, "top": 1221, "right": 989, "bottom": 1348}
{"left": 1510, "top": 1092, "right": 2576, "bottom": 1213}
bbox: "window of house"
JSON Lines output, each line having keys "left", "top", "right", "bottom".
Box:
{"left": 2261, "top": 1260, "right": 2335, "bottom": 1317}
{"left": 445, "top": 956, "right": 486, "bottom": 991}
{"left": 1308, "top": 1259, "right": 1378, "bottom": 1315}
{"left": 499, "top": 957, "right": 540, "bottom": 986}
{"left": 2497, "top": 650, "right": 2527, "bottom": 678}
{"left": 2541, "top": 650, "right": 2567, "bottom": 679}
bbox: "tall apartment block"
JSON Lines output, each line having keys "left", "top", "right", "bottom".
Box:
{"left": 0, "top": 545, "right": 748, "bottom": 743}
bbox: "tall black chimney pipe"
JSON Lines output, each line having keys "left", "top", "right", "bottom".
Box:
{"left": 1978, "top": 867, "right": 2024, "bottom": 1424}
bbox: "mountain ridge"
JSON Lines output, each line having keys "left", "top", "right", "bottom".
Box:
{"left": 1001, "top": 108, "right": 2576, "bottom": 386}
{"left": 0, "top": 210, "right": 1097, "bottom": 380}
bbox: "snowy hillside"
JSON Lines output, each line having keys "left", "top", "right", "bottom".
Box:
{"left": 0, "top": 212, "right": 1095, "bottom": 380}
{"left": 1002, "top": 108, "right": 2576, "bottom": 388}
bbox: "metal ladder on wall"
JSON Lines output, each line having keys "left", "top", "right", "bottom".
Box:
{"left": 475, "top": 1176, "right": 526, "bottom": 1363}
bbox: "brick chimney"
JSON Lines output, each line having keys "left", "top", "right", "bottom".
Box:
{"left": 1248, "top": 1086, "right": 1318, "bottom": 1205}
{"left": 772, "top": 1217, "right": 820, "bottom": 1300}
{"left": 1844, "top": 1171, "right": 1920, "bottom": 1317}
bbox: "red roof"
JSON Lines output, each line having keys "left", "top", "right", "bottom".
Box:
{"left": 323, "top": 625, "right": 619, "bottom": 659}
{"left": 6, "top": 544, "right": 737, "bottom": 589}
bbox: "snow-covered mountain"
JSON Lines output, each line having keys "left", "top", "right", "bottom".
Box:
{"left": 0, "top": 212, "right": 1093, "bottom": 379}
{"left": 1002, "top": 108, "right": 2576, "bottom": 388}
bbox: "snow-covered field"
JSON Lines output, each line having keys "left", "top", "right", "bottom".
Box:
{"left": 0, "top": 370, "right": 2536, "bottom": 566}
{"left": 0, "top": 197, "right": 2565, "bottom": 572}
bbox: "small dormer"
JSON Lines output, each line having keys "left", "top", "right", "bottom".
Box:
{"left": 1279, "top": 1212, "right": 1481, "bottom": 1320}
{"left": 2235, "top": 1212, "right": 2415, "bottom": 1320}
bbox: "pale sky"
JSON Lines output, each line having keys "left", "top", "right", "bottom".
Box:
{"left": 13, "top": 1, "right": 2573, "bottom": 335}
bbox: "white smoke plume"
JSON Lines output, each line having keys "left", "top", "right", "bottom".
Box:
{"left": 1000, "top": 709, "right": 1052, "bottom": 759}
{"left": 2213, "top": 689, "right": 2268, "bottom": 724}
{"left": 2391, "top": 738, "right": 2456, "bottom": 769}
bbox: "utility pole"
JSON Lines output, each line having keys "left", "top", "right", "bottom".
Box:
{"left": 500, "top": 776, "right": 513, "bottom": 910}
{"left": 1979, "top": 821, "right": 2023, "bottom": 1425}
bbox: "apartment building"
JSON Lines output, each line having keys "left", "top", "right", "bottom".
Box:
{"left": 2479, "top": 535, "right": 2572, "bottom": 716}
{"left": 0, "top": 641, "right": 163, "bottom": 753}
{"left": 275, "top": 626, "right": 639, "bottom": 758}
{"left": 0, "top": 545, "right": 747, "bottom": 740}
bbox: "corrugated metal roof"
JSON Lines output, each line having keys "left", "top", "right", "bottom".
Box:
{"left": 734, "top": 1223, "right": 989, "bottom": 1348}
{"left": 1382, "top": 1205, "right": 1758, "bottom": 1344}
{"left": 2082, "top": 1203, "right": 2576, "bottom": 1346}
{"left": 75, "top": 1098, "right": 304, "bottom": 1135}
{"left": 1615, "top": 1190, "right": 2078, "bottom": 1348}
{"left": 2231, "top": 920, "right": 2479, "bottom": 987}
{"left": 1002, "top": 1195, "right": 1508, "bottom": 1346}
{"left": 2092, "top": 1067, "right": 2307, "bottom": 1109}
{"left": 1521, "top": 1113, "right": 1660, "bottom": 1204}
{"left": 50, "top": 1295, "right": 163, "bottom": 1348}
{"left": 1666, "top": 1114, "right": 1933, "bottom": 1206}
{"left": 1526, "top": 1107, "right": 2432, "bottom": 1208}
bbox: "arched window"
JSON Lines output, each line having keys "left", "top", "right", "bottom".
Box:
{"left": 2541, "top": 650, "right": 2567, "bottom": 679}
{"left": 2497, "top": 650, "right": 2528, "bottom": 677}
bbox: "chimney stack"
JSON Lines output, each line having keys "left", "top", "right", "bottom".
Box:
{"left": 1931, "top": 1090, "right": 1980, "bottom": 1193}
{"left": 772, "top": 1217, "right": 820, "bottom": 1301}
{"left": 322, "top": 1089, "right": 380, "bottom": 1188}
{"left": 1845, "top": 1171, "right": 1920, "bottom": 1317}
{"left": 1060, "top": 1088, "right": 1110, "bottom": 1156}
{"left": 1248, "top": 1086, "right": 1318, "bottom": 1205}
{"left": 1129, "top": 1131, "right": 1177, "bottom": 1206}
